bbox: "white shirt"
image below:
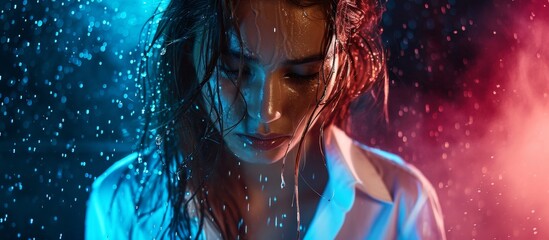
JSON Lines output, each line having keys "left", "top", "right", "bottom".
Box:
{"left": 86, "top": 126, "right": 446, "bottom": 239}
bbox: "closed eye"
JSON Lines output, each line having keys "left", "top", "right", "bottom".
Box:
{"left": 284, "top": 72, "right": 320, "bottom": 81}
{"left": 285, "top": 61, "right": 322, "bottom": 82}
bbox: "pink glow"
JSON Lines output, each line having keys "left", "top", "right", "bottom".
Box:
{"left": 474, "top": 13, "right": 549, "bottom": 239}
{"left": 350, "top": 1, "right": 549, "bottom": 239}
{"left": 421, "top": 2, "right": 549, "bottom": 239}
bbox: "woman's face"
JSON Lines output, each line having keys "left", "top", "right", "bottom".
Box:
{"left": 196, "top": 0, "right": 333, "bottom": 164}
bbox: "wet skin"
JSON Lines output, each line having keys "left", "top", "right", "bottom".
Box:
{"left": 194, "top": 0, "right": 333, "bottom": 238}
{"left": 196, "top": 0, "right": 332, "bottom": 164}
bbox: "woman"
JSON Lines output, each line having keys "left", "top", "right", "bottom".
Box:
{"left": 86, "top": 0, "right": 446, "bottom": 239}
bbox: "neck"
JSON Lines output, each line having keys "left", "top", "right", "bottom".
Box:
{"left": 238, "top": 127, "right": 329, "bottom": 238}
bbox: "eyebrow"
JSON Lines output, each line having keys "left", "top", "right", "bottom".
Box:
{"left": 225, "top": 49, "right": 324, "bottom": 65}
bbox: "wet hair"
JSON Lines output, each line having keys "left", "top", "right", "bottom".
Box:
{"left": 126, "top": 0, "right": 387, "bottom": 239}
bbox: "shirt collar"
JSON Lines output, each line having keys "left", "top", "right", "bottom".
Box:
{"left": 324, "top": 125, "right": 394, "bottom": 204}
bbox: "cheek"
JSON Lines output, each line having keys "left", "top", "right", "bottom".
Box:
{"left": 202, "top": 78, "right": 244, "bottom": 126}
{"left": 283, "top": 81, "right": 323, "bottom": 120}
{"left": 283, "top": 74, "right": 334, "bottom": 137}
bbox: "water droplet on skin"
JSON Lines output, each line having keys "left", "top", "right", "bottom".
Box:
{"left": 280, "top": 173, "right": 285, "bottom": 189}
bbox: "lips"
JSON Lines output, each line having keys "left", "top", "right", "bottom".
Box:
{"left": 236, "top": 133, "right": 291, "bottom": 151}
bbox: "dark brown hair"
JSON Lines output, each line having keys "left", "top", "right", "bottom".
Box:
{"left": 127, "top": 0, "right": 387, "bottom": 239}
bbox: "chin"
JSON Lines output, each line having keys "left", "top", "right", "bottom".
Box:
{"left": 226, "top": 137, "right": 294, "bottom": 165}
{"left": 221, "top": 128, "right": 308, "bottom": 166}
{"left": 231, "top": 147, "right": 289, "bottom": 165}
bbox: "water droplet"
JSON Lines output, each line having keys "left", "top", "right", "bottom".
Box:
{"left": 155, "top": 135, "right": 162, "bottom": 146}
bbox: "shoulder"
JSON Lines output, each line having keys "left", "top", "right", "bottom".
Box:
{"left": 355, "top": 142, "right": 435, "bottom": 201}
{"left": 85, "top": 153, "right": 140, "bottom": 239}
{"left": 325, "top": 126, "right": 446, "bottom": 238}
{"left": 86, "top": 151, "right": 168, "bottom": 239}
{"left": 329, "top": 125, "right": 437, "bottom": 203}
{"left": 352, "top": 141, "right": 446, "bottom": 239}
{"left": 89, "top": 153, "right": 139, "bottom": 204}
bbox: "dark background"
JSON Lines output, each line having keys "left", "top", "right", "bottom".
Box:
{"left": 2, "top": 0, "right": 548, "bottom": 239}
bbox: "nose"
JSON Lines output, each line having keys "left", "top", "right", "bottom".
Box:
{"left": 246, "top": 71, "right": 282, "bottom": 123}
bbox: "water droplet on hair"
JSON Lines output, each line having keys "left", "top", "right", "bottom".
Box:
{"left": 160, "top": 47, "right": 166, "bottom": 55}
{"left": 155, "top": 135, "right": 162, "bottom": 146}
